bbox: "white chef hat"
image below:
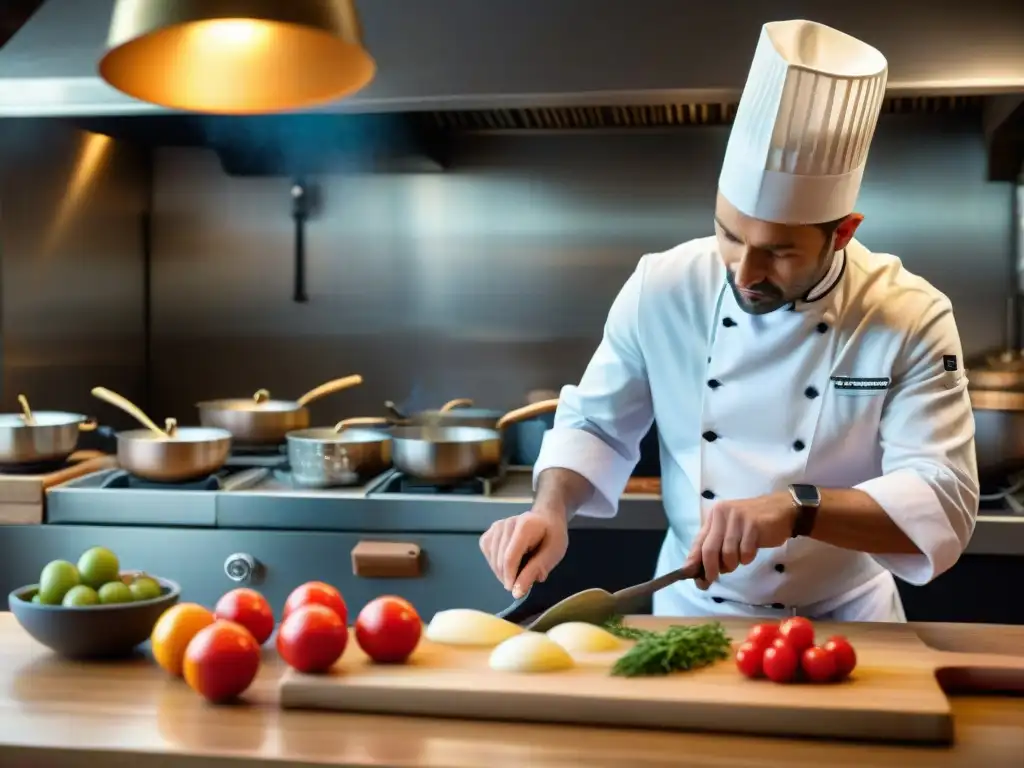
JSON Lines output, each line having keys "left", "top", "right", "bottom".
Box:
{"left": 719, "top": 20, "right": 889, "bottom": 225}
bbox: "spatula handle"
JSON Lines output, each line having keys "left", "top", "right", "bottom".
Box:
{"left": 494, "top": 551, "right": 536, "bottom": 621}
{"left": 612, "top": 561, "right": 705, "bottom": 605}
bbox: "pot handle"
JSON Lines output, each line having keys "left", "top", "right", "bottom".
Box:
{"left": 384, "top": 401, "right": 407, "bottom": 420}
{"left": 496, "top": 398, "right": 560, "bottom": 429}
{"left": 91, "top": 387, "right": 169, "bottom": 438}
{"left": 439, "top": 398, "right": 474, "bottom": 412}
{"left": 17, "top": 394, "right": 36, "bottom": 426}
{"left": 252, "top": 389, "right": 271, "bottom": 404}
{"left": 296, "top": 375, "right": 364, "bottom": 408}
{"left": 334, "top": 416, "right": 390, "bottom": 432}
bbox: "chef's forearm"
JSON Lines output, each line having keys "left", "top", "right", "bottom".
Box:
{"left": 534, "top": 468, "right": 595, "bottom": 524}
{"left": 811, "top": 488, "right": 922, "bottom": 554}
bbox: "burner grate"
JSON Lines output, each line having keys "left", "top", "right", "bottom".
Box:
{"left": 979, "top": 470, "right": 1024, "bottom": 514}
{"left": 0, "top": 459, "right": 73, "bottom": 476}
{"left": 232, "top": 444, "right": 287, "bottom": 457}
{"left": 366, "top": 468, "right": 506, "bottom": 496}
{"left": 100, "top": 472, "right": 220, "bottom": 491}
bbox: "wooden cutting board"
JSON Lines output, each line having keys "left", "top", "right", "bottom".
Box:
{"left": 279, "top": 617, "right": 1024, "bottom": 744}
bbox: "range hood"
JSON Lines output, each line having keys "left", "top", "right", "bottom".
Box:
{"left": 2, "top": 0, "right": 1024, "bottom": 118}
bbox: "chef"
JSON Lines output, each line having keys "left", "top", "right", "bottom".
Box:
{"left": 479, "top": 20, "right": 979, "bottom": 622}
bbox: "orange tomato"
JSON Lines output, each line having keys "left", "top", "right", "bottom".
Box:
{"left": 183, "top": 620, "right": 261, "bottom": 703}
{"left": 151, "top": 602, "right": 216, "bottom": 676}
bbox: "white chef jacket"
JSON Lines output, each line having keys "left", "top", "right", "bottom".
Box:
{"left": 533, "top": 237, "right": 979, "bottom": 621}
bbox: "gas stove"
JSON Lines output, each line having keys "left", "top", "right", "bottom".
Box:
{"left": 364, "top": 467, "right": 510, "bottom": 497}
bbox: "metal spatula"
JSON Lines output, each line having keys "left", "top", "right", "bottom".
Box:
{"left": 523, "top": 562, "right": 706, "bottom": 633}
{"left": 495, "top": 556, "right": 705, "bottom": 632}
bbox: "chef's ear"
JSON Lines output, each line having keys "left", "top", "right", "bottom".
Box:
{"left": 833, "top": 213, "right": 864, "bottom": 250}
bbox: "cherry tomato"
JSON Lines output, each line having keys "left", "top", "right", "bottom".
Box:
{"left": 355, "top": 596, "right": 423, "bottom": 664}
{"left": 183, "top": 620, "right": 261, "bottom": 703}
{"left": 734, "top": 640, "right": 764, "bottom": 679}
{"left": 276, "top": 603, "right": 348, "bottom": 673}
{"left": 746, "top": 623, "right": 779, "bottom": 649}
{"left": 823, "top": 635, "right": 858, "bottom": 679}
{"left": 283, "top": 581, "right": 348, "bottom": 627}
{"left": 801, "top": 646, "right": 838, "bottom": 683}
{"left": 778, "top": 617, "right": 815, "bottom": 654}
{"left": 214, "top": 588, "right": 275, "bottom": 645}
{"left": 763, "top": 639, "right": 799, "bottom": 683}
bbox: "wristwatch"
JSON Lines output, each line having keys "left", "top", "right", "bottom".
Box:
{"left": 788, "top": 483, "right": 821, "bottom": 538}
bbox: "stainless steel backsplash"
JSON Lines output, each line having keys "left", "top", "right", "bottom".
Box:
{"left": 0, "top": 113, "right": 1013, "bottom": 426}
{"left": 149, "top": 113, "right": 1012, "bottom": 427}
{"left": 0, "top": 119, "right": 146, "bottom": 425}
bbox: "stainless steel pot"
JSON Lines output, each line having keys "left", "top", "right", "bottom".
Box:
{"left": 93, "top": 387, "right": 232, "bottom": 482}
{"left": 285, "top": 425, "right": 392, "bottom": 488}
{"left": 196, "top": 374, "right": 363, "bottom": 445}
{"left": 387, "top": 399, "right": 559, "bottom": 483}
{"left": 0, "top": 394, "right": 101, "bottom": 466}
{"left": 969, "top": 389, "right": 1024, "bottom": 479}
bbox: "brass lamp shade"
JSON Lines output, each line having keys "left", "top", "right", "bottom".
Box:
{"left": 98, "top": 0, "right": 376, "bottom": 114}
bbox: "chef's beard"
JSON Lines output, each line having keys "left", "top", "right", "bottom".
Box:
{"left": 726, "top": 273, "right": 788, "bottom": 315}
{"left": 728, "top": 242, "right": 836, "bottom": 316}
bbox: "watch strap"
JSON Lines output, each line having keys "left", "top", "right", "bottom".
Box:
{"left": 789, "top": 484, "right": 820, "bottom": 538}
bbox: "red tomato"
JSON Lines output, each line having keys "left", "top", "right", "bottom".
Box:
{"left": 778, "top": 617, "right": 815, "bottom": 654}
{"left": 182, "top": 620, "right": 261, "bottom": 703}
{"left": 823, "top": 636, "right": 858, "bottom": 679}
{"left": 276, "top": 603, "right": 348, "bottom": 673}
{"left": 801, "top": 646, "right": 838, "bottom": 683}
{"left": 355, "top": 596, "right": 423, "bottom": 664}
{"left": 746, "top": 623, "right": 779, "bottom": 649}
{"left": 283, "top": 581, "right": 348, "bottom": 626}
{"left": 763, "top": 640, "right": 799, "bottom": 683}
{"left": 214, "top": 588, "right": 275, "bottom": 645}
{"left": 734, "top": 640, "right": 764, "bottom": 679}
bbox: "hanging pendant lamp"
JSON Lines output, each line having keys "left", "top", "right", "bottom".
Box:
{"left": 98, "top": 0, "right": 376, "bottom": 115}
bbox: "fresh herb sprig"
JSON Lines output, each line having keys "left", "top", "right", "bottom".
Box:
{"left": 603, "top": 617, "right": 732, "bottom": 677}
{"left": 602, "top": 614, "right": 656, "bottom": 641}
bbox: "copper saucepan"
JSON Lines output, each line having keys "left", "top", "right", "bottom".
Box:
{"left": 0, "top": 394, "right": 103, "bottom": 466}
{"left": 196, "top": 374, "right": 363, "bottom": 445}
{"left": 343, "top": 399, "right": 559, "bottom": 483}
{"left": 92, "top": 387, "right": 232, "bottom": 482}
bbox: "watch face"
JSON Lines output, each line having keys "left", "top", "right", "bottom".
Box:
{"left": 791, "top": 484, "right": 820, "bottom": 505}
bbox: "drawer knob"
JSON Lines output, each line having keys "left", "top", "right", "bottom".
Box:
{"left": 224, "top": 552, "right": 260, "bottom": 583}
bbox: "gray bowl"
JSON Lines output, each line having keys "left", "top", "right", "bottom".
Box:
{"left": 8, "top": 576, "right": 181, "bottom": 659}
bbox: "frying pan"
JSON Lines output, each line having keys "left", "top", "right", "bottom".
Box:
{"left": 0, "top": 394, "right": 106, "bottom": 467}
{"left": 346, "top": 399, "right": 559, "bottom": 483}
{"left": 196, "top": 374, "right": 363, "bottom": 445}
{"left": 92, "top": 387, "right": 232, "bottom": 482}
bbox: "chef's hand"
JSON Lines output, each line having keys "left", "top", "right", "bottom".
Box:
{"left": 684, "top": 491, "right": 798, "bottom": 589}
{"left": 479, "top": 508, "right": 569, "bottom": 599}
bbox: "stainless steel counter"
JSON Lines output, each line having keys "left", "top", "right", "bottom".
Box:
{"left": 42, "top": 465, "right": 1024, "bottom": 555}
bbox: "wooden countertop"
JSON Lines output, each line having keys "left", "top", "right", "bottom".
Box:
{"left": 1, "top": 613, "right": 1023, "bottom": 768}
